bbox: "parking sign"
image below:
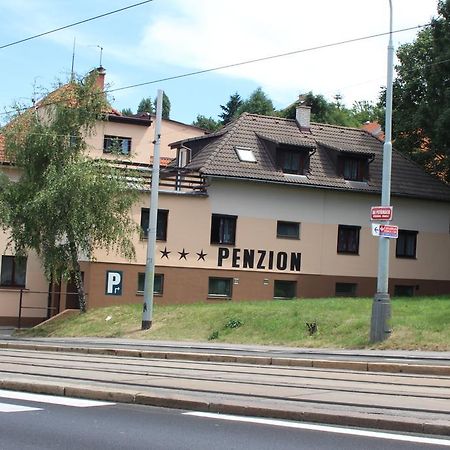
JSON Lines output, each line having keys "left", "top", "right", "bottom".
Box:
{"left": 105, "top": 271, "right": 123, "bottom": 295}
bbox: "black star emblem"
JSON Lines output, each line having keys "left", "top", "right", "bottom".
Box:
{"left": 160, "top": 247, "right": 171, "bottom": 259}
{"left": 178, "top": 248, "right": 189, "bottom": 260}
{"left": 196, "top": 250, "right": 207, "bottom": 261}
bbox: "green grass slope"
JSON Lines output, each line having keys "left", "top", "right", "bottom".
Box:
{"left": 18, "top": 296, "right": 450, "bottom": 350}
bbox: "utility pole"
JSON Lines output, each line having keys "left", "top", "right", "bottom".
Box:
{"left": 370, "top": 0, "right": 394, "bottom": 343}
{"left": 142, "top": 89, "right": 163, "bottom": 330}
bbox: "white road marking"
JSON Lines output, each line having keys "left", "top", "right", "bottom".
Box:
{"left": 0, "top": 402, "right": 42, "bottom": 413}
{"left": 184, "top": 412, "right": 450, "bottom": 447}
{"left": 0, "top": 390, "right": 114, "bottom": 408}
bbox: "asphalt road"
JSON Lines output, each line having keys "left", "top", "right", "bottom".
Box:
{"left": 1, "top": 346, "right": 450, "bottom": 435}
{"left": 1, "top": 390, "right": 449, "bottom": 450}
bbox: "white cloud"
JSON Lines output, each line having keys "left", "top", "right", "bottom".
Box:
{"left": 133, "top": 0, "right": 438, "bottom": 106}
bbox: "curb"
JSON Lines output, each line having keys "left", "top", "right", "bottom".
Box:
{"left": 1, "top": 342, "right": 450, "bottom": 376}
{"left": 1, "top": 378, "right": 449, "bottom": 437}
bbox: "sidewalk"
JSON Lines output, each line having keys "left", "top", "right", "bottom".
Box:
{"left": 1, "top": 336, "right": 449, "bottom": 437}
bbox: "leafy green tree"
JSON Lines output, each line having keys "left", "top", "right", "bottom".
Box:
{"left": 280, "top": 92, "right": 361, "bottom": 127}
{"left": 121, "top": 107, "right": 133, "bottom": 116}
{"left": 137, "top": 97, "right": 154, "bottom": 114}
{"left": 0, "top": 72, "right": 139, "bottom": 312}
{"left": 238, "top": 88, "right": 275, "bottom": 116}
{"left": 153, "top": 92, "right": 171, "bottom": 119}
{"left": 192, "top": 115, "right": 221, "bottom": 132}
{"left": 219, "top": 92, "right": 242, "bottom": 124}
{"left": 351, "top": 100, "right": 383, "bottom": 125}
{"left": 383, "top": 0, "right": 450, "bottom": 181}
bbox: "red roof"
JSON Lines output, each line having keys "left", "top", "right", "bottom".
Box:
{"left": 362, "top": 122, "right": 385, "bottom": 141}
{"left": 150, "top": 156, "right": 174, "bottom": 167}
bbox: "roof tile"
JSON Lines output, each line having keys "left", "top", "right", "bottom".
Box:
{"left": 179, "top": 113, "right": 450, "bottom": 202}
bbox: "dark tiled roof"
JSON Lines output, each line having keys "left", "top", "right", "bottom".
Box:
{"left": 175, "top": 113, "right": 450, "bottom": 202}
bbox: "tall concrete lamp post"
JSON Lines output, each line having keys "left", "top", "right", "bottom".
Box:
{"left": 142, "top": 90, "right": 163, "bottom": 330}
{"left": 370, "top": 0, "right": 394, "bottom": 343}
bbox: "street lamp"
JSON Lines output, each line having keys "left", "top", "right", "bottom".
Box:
{"left": 142, "top": 89, "right": 163, "bottom": 330}
{"left": 370, "top": 0, "right": 394, "bottom": 343}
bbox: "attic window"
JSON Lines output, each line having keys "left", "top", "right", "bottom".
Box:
{"left": 235, "top": 146, "right": 257, "bottom": 163}
{"left": 339, "top": 155, "right": 369, "bottom": 182}
{"left": 276, "top": 145, "right": 308, "bottom": 175}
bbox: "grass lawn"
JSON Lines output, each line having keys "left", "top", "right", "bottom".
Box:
{"left": 18, "top": 296, "right": 450, "bottom": 350}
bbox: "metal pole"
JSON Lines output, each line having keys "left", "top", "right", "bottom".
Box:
{"left": 370, "top": 0, "right": 394, "bottom": 343}
{"left": 141, "top": 90, "right": 163, "bottom": 330}
{"left": 18, "top": 289, "right": 23, "bottom": 329}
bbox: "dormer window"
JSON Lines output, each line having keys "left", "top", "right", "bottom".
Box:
{"left": 178, "top": 147, "right": 190, "bottom": 167}
{"left": 339, "top": 155, "right": 369, "bottom": 181}
{"left": 276, "top": 145, "right": 308, "bottom": 175}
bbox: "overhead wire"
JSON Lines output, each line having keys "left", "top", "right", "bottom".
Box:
{"left": 0, "top": 0, "right": 154, "bottom": 50}
{"left": 1, "top": 22, "right": 442, "bottom": 119}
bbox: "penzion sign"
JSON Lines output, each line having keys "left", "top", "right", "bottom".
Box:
{"left": 218, "top": 247, "right": 301, "bottom": 272}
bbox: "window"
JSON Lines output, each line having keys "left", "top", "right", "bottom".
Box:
{"left": 277, "top": 221, "right": 300, "bottom": 239}
{"left": 140, "top": 209, "right": 168, "bottom": 240}
{"left": 208, "top": 277, "right": 232, "bottom": 298}
{"left": 235, "top": 146, "right": 257, "bottom": 163}
{"left": 276, "top": 146, "right": 306, "bottom": 175}
{"left": 210, "top": 214, "right": 237, "bottom": 245}
{"left": 396, "top": 230, "right": 418, "bottom": 258}
{"left": 335, "top": 283, "right": 357, "bottom": 297}
{"left": 0, "top": 255, "right": 27, "bottom": 288}
{"left": 394, "top": 285, "right": 415, "bottom": 297}
{"left": 337, "top": 225, "right": 360, "bottom": 254}
{"left": 274, "top": 280, "right": 297, "bottom": 299}
{"left": 137, "top": 273, "right": 164, "bottom": 295}
{"left": 103, "top": 135, "right": 132, "bottom": 155}
{"left": 340, "top": 156, "right": 368, "bottom": 181}
{"left": 178, "top": 148, "right": 190, "bottom": 167}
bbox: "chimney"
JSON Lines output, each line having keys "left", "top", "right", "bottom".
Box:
{"left": 94, "top": 66, "right": 106, "bottom": 91}
{"left": 296, "top": 104, "right": 311, "bottom": 132}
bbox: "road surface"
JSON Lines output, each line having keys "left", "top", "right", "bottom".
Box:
{"left": 1, "top": 390, "right": 449, "bottom": 450}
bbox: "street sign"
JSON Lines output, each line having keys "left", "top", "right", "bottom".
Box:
{"left": 371, "top": 206, "right": 393, "bottom": 221}
{"left": 105, "top": 271, "right": 123, "bottom": 295}
{"left": 372, "top": 224, "right": 398, "bottom": 239}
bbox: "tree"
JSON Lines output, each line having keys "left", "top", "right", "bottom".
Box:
{"left": 137, "top": 97, "right": 154, "bottom": 114}
{"left": 153, "top": 92, "right": 171, "bottom": 119}
{"left": 351, "top": 100, "right": 383, "bottom": 125}
{"left": 192, "top": 114, "right": 221, "bottom": 132}
{"left": 279, "top": 92, "right": 362, "bottom": 127}
{"left": 384, "top": 0, "right": 450, "bottom": 181}
{"left": 121, "top": 107, "right": 133, "bottom": 116}
{"left": 0, "top": 72, "right": 139, "bottom": 312}
{"left": 219, "top": 92, "right": 242, "bottom": 124}
{"left": 238, "top": 88, "right": 275, "bottom": 116}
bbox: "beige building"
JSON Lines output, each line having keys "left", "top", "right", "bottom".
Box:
{"left": 0, "top": 71, "right": 206, "bottom": 325}
{"left": 1, "top": 89, "right": 450, "bottom": 326}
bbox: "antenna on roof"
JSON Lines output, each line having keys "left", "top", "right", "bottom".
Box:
{"left": 97, "top": 45, "right": 104, "bottom": 68}
{"left": 70, "top": 37, "right": 76, "bottom": 81}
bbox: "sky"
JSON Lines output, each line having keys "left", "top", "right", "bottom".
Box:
{"left": 0, "top": 0, "right": 440, "bottom": 125}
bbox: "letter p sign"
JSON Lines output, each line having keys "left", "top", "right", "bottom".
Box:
{"left": 105, "top": 271, "right": 123, "bottom": 296}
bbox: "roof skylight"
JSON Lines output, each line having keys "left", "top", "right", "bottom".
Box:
{"left": 235, "top": 146, "right": 257, "bottom": 163}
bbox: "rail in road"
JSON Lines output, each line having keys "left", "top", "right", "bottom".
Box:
{"left": 2, "top": 338, "right": 450, "bottom": 376}
{"left": 0, "top": 347, "right": 449, "bottom": 436}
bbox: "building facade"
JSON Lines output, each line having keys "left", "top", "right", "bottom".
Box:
{"left": 1, "top": 97, "right": 450, "bottom": 326}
